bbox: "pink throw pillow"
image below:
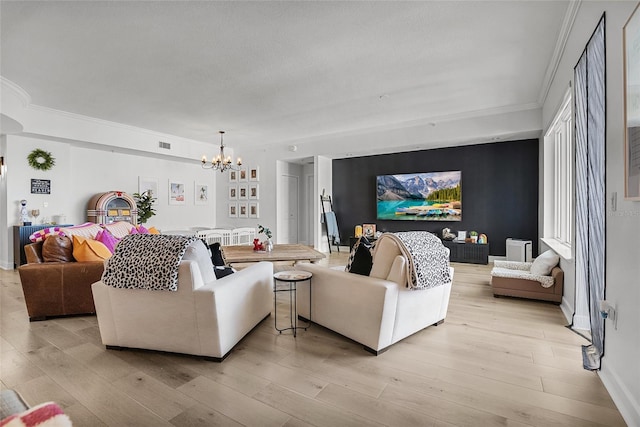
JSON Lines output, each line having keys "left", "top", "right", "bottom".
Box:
{"left": 95, "top": 229, "right": 121, "bottom": 253}
{"left": 129, "top": 227, "right": 139, "bottom": 235}
{"left": 137, "top": 224, "right": 149, "bottom": 234}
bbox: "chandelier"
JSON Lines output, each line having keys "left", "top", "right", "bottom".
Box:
{"left": 201, "top": 131, "right": 242, "bottom": 172}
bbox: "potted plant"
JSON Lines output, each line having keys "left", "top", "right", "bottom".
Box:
{"left": 257, "top": 224, "right": 273, "bottom": 252}
{"left": 133, "top": 190, "right": 156, "bottom": 224}
{"left": 469, "top": 230, "right": 478, "bottom": 243}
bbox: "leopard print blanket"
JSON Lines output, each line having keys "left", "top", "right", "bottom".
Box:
{"left": 102, "top": 234, "right": 199, "bottom": 292}
{"left": 376, "top": 232, "right": 451, "bottom": 290}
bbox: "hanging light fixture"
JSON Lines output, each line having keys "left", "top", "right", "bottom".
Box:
{"left": 201, "top": 131, "right": 242, "bottom": 172}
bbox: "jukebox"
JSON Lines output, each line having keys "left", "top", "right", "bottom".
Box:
{"left": 87, "top": 191, "right": 138, "bottom": 225}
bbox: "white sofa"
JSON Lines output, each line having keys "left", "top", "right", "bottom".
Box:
{"left": 92, "top": 240, "right": 272, "bottom": 361}
{"left": 295, "top": 236, "right": 453, "bottom": 354}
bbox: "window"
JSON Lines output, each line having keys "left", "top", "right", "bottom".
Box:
{"left": 543, "top": 89, "right": 573, "bottom": 256}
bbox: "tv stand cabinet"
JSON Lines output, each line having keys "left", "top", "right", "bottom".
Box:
{"left": 442, "top": 240, "right": 489, "bottom": 264}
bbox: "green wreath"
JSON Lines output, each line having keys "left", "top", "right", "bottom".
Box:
{"left": 27, "top": 149, "right": 55, "bottom": 171}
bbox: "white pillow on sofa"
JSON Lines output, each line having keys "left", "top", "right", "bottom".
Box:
{"left": 530, "top": 250, "right": 560, "bottom": 276}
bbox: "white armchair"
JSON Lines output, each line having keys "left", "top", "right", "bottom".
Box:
{"left": 296, "top": 235, "right": 453, "bottom": 354}
{"left": 92, "top": 240, "right": 272, "bottom": 361}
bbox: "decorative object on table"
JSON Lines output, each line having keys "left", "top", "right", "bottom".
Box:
{"left": 195, "top": 183, "right": 209, "bottom": 205}
{"left": 624, "top": 3, "right": 640, "bottom": 200}
{"left": 257, "top": 224, "right": 273, "bottom": 252}
{"left": 201, "top": 130, "right": 242, "bottom": 173}
{"left": 19, "top": 200, "right": 31, "bottom": 225}
{"left": 469, "top": 230, "right": 478, "bottom": 243}
{"left": 441, "top": 227, "right": 456, "bottom": 241}
{"left": 27, "top": 148, "right": 55, "bottom": 171}
{"left": 362, "top": 223, "right": 376, "bottom": 239}
{"left": 252, "top": 238, "right": 265, "bottom": 252}
{"left": 30, "top": 178, "right": 51, "bottom": 194}
{"left": 132, "top": 190, "right": 156, "bottom": 224}
{"left": 30, "top": 209, "right": 40, "bottom": 225}
{"left": 457, "top": 230, "right": 466, "bottom": 241}
{"left": 478, "top": 233, "right": 488, "bottom": 244}
{"left": 354, "top": 225, "right": 363, "bottom": 237}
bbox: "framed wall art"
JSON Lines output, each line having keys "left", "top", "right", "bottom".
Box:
{"left": 228, "top": 202, "right": 238, "bottom": 218}
{"left": 228, "top": 185, "right": 237, "bottom": 200}
{"left": 138, "top": 176, "right": 158, "bottom": 198}
{"left": 238, "top": 202, "right": 248, "bottom": 218}
{"left": 169, "top": 180, "right": 185, "bottom": 205}
{"left": 624, "top": 3, "right": 640, "bottom": 200}
{"left": 249, "top": 183, "right": 259, "bottom": 199}
{"left": 229, "top": 170, "right": 238, "bottom": 183}
{"left": 249, "top": 166, "right": 260, "bottom": 181}
{"left": 195, "top": 183, "right": 209, "bottom": 205}
{"left": 239, "top": 168, "right": 248, "bottom": 182}
{"left": 249, "top": 202, "right": 259, "bottom": 218}
{"left": 238, "top": 184, "right": 248, "bottom": 200}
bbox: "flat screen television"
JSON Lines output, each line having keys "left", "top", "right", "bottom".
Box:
{"left": 377, "top": 171, "right": 461, "bottom": 221}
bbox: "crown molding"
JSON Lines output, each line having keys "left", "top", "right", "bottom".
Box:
{"left": 0, "top": 76, "right": 32, "bottom": 107}
{"left": 538, "top": 0, "right": 581, "bottom": 106}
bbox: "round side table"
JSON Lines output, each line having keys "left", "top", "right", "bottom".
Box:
{"left": 273, "top": 270, "right": 312, "bottom": 337}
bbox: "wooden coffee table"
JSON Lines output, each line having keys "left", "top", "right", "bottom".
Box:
{"left": 222, "top": 244, "right": 325, "bottom": 268}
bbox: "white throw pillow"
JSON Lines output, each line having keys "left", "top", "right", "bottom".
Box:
{"left": 530, "top": 250, "right": 560, "bottom": 276}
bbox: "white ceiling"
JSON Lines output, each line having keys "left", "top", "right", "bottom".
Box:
{"left": 0, "top": 1, "right": 570, "bottom": 157}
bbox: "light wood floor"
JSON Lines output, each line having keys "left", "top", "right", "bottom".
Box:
{"left": 1, "top": 253, "right": 626, "bottom": 426}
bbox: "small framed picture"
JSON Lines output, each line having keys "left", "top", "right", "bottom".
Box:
{"left": 238, "top": 202, "right": 248, "bottom": 218}
{"left": 239, "top": 168, "right": 248, "bottom": 182}
{"left": 228, "top": 203, "right": 238, "bottom": 218}
{"left": 249, "top": 183, "right": 259, "bottom": 199}
{"left": 249, "top": 202, "right": 259, "bottom": 218}
{"left": 457, "top": 231, "right": 467, "bottom": 241}
{"left": 195, "top": 183, "right": 209, "bottom": 205}
{"left": 249, "top": 167, "right": 260, "bottom": 181}
{"left": 229, "top": 170, "right": 238, "bottom": 183}
{"left": 362, "top": 223, "right": 376, "bottom": 238}
{"left": 228, "top": 185, "right": 237, "bottom": 200}
{"left": 169, "top": 180, "right": 185, "bottom": 205}
{"left": 238, "top": 184, "right": 248, "bottom": 200}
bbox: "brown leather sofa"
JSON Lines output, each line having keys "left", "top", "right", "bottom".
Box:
{"left": 18, "top": 239, "right": 104, "bottom": 321}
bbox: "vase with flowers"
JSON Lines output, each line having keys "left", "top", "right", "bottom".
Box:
{"left": 257, "top": 224, "right": 273, "bottom": 252}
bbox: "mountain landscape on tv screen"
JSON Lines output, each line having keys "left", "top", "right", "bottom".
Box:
{"left": 377, "top": 171, "right": 462, "bottom": 221}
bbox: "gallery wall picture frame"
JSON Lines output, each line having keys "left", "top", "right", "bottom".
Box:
{"left": 228, "top": 202, "right": 238, "bottom": 218}
{"left": 238, "top": 184, "right": 248, "bottom": 200}
{"left": 624, "top": 3, "right": 640, "bottom": 200}
{"left": 238, "top": 202, "right": 248, "bottom": 218}
{"left": 239, "top": 168, "right": 248, "bottom": 182}
{"left": 195, "top": 182, "right": 209, "bottom": 205}
{"left": 229, "top": 170, "right": 238, "bottom": 183}
{"left": 138, "top": 176, "right": 159, "bottom": 198}
{"left": 249, "top": 166, "right": 260, "bottom": 181}
{"left": 169, "top": 180, "right": 185, "bottom": 205}
{"left": 228, "top": 185, "right": 237, "bottom": 200}
{"left": 249, "top": 202, "right": 259, "bottom": 218}
{"left": 249, "top": 183, "right": 259, "bottom": 199}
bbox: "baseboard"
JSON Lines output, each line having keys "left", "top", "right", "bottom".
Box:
{"left": 0, "top": 261, "right": 14, "bottom": 270}
{"left": 599, "top": 363, "right": 640, "bottom": 427}
{"left": 559, "top": 296, "right": 574, "bottom": 325}
{"left": 571, "top": 314, "right": 590, "bottom": 331}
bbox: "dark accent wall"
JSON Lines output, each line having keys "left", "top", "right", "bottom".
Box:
{"left": 332, "top": 139, "right": 539, "bottom": 256}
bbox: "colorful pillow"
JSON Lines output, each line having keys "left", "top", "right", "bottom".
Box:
{"left": 28, "top": 227, "right": 62, "bottom": 243}
{"left": 136, "top": 224, "right": 149, "bottom": 234}
{"left": 95, "top": 229, "right": 121, "bottom": 254}
{"left": 0, "top": 401, "right": 72, "bottom": 427}
{"left": 59, "top": 222, "right": 102, "bottom": 240}
{"left": 42, "top": 235, "right": 74, "bottom": 263}
{"left": 148, "top": 226, "right": 160, "bottom": 235}
{"left": 103, "top": 221, "right": 135, "bottom": 239}
{"left": 72, "top": 235, "right": 112, "bottom": 262}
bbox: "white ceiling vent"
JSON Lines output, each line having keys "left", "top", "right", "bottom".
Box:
{"left": 158, "top": 141, "right": 171, "bottom": 150}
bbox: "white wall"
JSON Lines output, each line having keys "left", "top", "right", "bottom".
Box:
{"left": 542, "top": 2, "right": 640, "bottom": 425}
{"left": 1, "top": 133, "right": 219, "bottom": 269}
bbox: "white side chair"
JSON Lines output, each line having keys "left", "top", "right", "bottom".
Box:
{"left": 196, "top": 229, "right": 227, "bottom": 246}
{"left": 232, "top": 227, "right": 256, "bottom": 245}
